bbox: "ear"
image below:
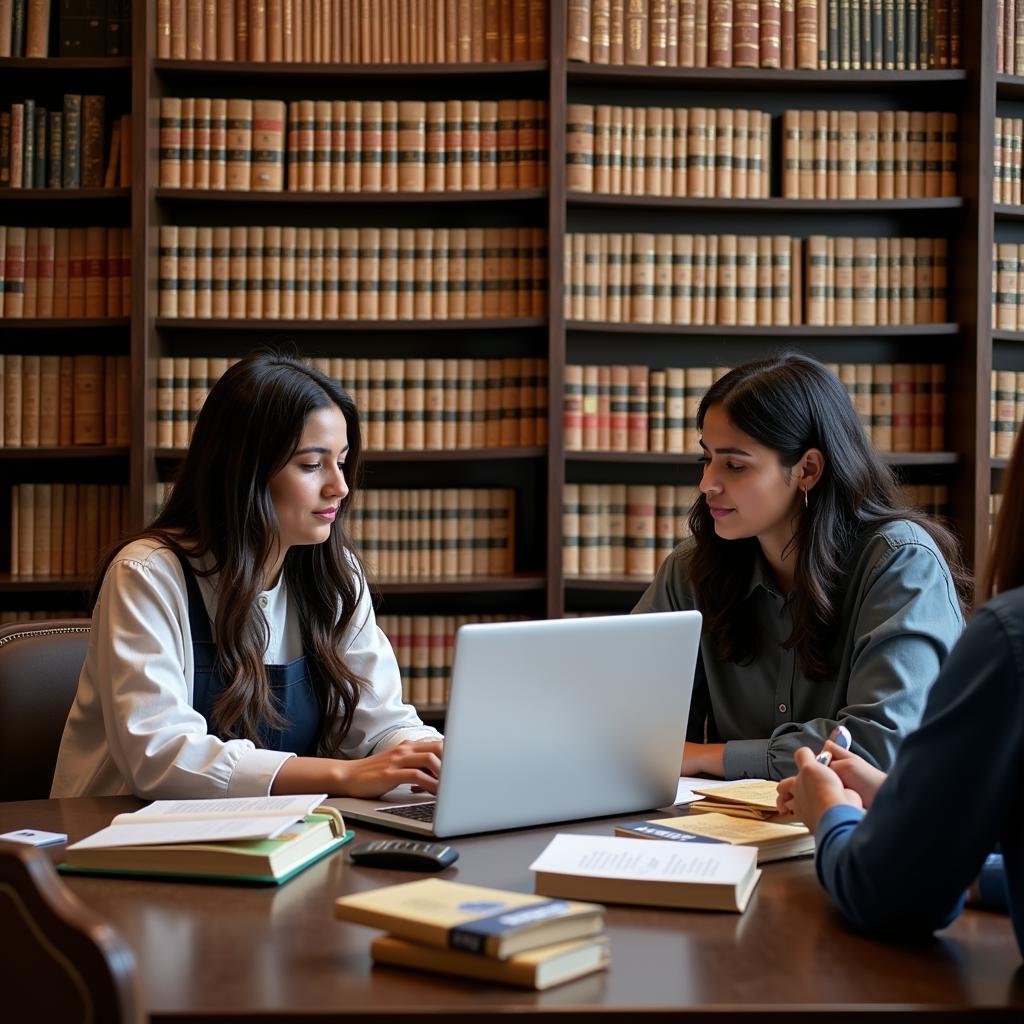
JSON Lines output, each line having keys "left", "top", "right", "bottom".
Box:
{"left": 797, "top": 449, "right": 825, "bottom": 495}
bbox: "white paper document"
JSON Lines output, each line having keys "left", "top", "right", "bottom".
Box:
{"left": 529, "top": 833, "right": 758, "bottom": 885}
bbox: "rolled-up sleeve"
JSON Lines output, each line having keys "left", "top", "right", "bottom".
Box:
{"left": 94, "top": 557, "right": 295, "bottom": 799}
{"left": 749, "top": 539, "right": 963, "bottom": 779}
{"left": 336, "top": 578, "right": 443, "bottom": 758}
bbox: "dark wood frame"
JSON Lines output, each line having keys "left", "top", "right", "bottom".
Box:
{"left": 0, "top": 2, "right": 1011, "bottom": 620}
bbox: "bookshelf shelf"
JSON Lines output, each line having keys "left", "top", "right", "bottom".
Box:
{"left": 565, "top": 451, "right": 960, "bottom": 467}
{"left": 0, "top": 189, "right": 131, "bottom": 202}
{"left": 567, "top": 65, "right": 970, "bottom": 91}
{"left": 153, "top": 59, "right": 548, "bottom": 80}
{"left": 0, "top": 318, "right": 131, "bottom": 332}
{"left": 415, "top": 704, "right": 448, "bottom": 721}
{"left": 567, "top": 195, "right": 964, "bottom": 213}
{"left": 996, "top": 73, "right": 1024, "bottom": 99}
{"left": 993, "top": 330, "right": 1024, "bottom": 343}
{"left": 155, "top": 188, "right": 548, "bottom": 205}
{"left": 155, "top": 447, "right": 546, "bottom": 463}
{"left": 0, "top": 57, "right": 131, "bottom": 71}
{"left": 564, "top": 576, "right": 649, "bottom": 594}
{"left": 566, "top": 322, "right": 962, "bottom": 338}
{"left": 374, "top": 575, "right": 546, "bottom": 595}
{"left": 994, "top": 204, "right": 1024, "bottom": 220}
{"left": 154, "top": 317, "right": 547, "bottom": 332}
{"left": 992, "top": 459, "right": 1009, "bottom": 471}
{"left": 0, "top": 577, "right": 93, "bottom": 593}
{"left": 0, "top": 447, "right": 130, "bottom": 460}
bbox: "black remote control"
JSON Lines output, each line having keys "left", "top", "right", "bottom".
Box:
{"left": 347, "top": 839, "right": 459, "bottom": 872}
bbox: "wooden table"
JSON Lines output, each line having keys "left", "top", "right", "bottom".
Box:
{"left": 4, "top": 798, "right": 1023, "bottom": 1022}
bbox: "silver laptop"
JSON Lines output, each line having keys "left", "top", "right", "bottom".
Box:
{"left": 331, "top": 610, "right": 701, "bottom": 837}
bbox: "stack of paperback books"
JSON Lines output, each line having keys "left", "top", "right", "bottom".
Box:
{"left": 334, "top": 878, "right": 609, "bottom": 990}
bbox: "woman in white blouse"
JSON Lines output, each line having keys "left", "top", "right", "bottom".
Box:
{"left": 51, "top": 352, "right": 443, "bottom": 799}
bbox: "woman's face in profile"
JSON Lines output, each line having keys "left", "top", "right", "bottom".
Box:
{"left": 268, "top": 404, "right": 350, "bottom": 555}
{"left": 697, "top": 404, "right": 804, "bottom": 543}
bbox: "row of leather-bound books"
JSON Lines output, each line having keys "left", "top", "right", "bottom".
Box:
{"left": 567, "top": 0, "right": 960, "bottom": 70}
{"left": 565, "top": 361, "right": 946, "bottom": 454}
{"left": 158, "top": 97, "right": 547, "bottom": 194}
{"left": 992, "top": 243, "right": 1024, "bottom": 333}
{"left": 563, "top": 480, "right": 950, "bottom": 579}
{"left": 0, "top": 97, "right": 130, "bottom": 191}
{"left": 996, "top": 0, "right": 1024, "bottom": 76}
{"left": 0, "top": 226, "right": 131, "bottom": 319}
{"left": 566, "top": 105, "right": 771, "bottom": 198}
{"left": 379, "top": 614, "right": 522, "bottom": 707}
{"left": 995, "top": 117, "right": 1024, "bottom": 205}
{"left": 347, "top": 488, "right": 516, "bottom": 580}
{"left": 157, "top": 225, "right": 546, "bottom": 321}
{"left": 0, "top": 0, "right": 131, "bottom": 58}
{"left": 563, "top": 233, "right": 948, "bottom": 327}
{"left": 781, "top": 109, "right": 957, "bottom": 200}
{"left": 991, "top": 371, "right": 1024, "bottom": 459}
{"left": 156, "top": 0, "right": 548, "bottom": 63}
{"left": 0, "top": 354, "right": 130, "bottom": 448}
{"left": 156, "top": 355, "right": 549, "bottom": 451}
{"left": 9, "top": 484, "right": 130, "bottom": 580}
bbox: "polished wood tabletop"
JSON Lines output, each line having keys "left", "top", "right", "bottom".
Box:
{"left": 4, "top": 797, "right": 1022, "bottom": 1022}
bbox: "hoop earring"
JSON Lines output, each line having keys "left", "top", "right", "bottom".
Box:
{"left": 803, "top": 488, "right": 809, "bottom": 509}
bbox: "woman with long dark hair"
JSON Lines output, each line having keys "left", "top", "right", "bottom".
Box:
{"left": 52, "top": 352, "right": 442, "bottom": 799}
{"left": 635, "top": 352, "right": 969, "bottom": 781}
{"left": 777, "top": 420, "right": 1024, "bottom": 955}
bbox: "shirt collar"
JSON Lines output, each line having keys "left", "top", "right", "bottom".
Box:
{"left": 744, "top": 551, "right": 783, "bottom": 601}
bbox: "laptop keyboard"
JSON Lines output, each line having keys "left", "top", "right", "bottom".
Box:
{"left": 375, "top": 802, "right": 437, "bottom": 822}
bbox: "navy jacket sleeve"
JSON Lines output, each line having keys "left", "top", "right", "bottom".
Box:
{"left": 814, "top": 600, "right": 1024, "bottom": 943}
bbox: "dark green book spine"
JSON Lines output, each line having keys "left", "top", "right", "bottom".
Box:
{"left": 22, "top": 98, "right": 34, "bottom": 188}
{"left": 62, "top": 94, "right": 81, "bottom": 188}
{"left": 828, "top": 0, "right": 839, "bottom": 68}
{"left": 11, "top": 0, "right": 26, "bottom": 57}
{"left": 895, "top": 0, "right": 906, "bottom": 70}
{"left": 872, "top": 0, "right": 883, "bottom": 68}
{"left": 921, "top": 0, "right": 932, "bottom": 69}
{"left": 908, "top": 0, "right": 919, "bottom": 69}
{"left": 882, "top": 0, "right": 895, "bottom": 68}
{"left": 861, "top": 0, "right": 873, "bottom": 67}
{"left": 33, "top": 106, "right": 47, "bottom": 188}
{"left": 850, "top": 0, "right": 861, "bottom": 68}
{"left": 47, "top": 111, "right": 63, "bottom": 188}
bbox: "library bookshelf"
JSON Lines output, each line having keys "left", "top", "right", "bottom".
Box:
{"left": 0, "top": 3, "right": 1009, "bottom": 714}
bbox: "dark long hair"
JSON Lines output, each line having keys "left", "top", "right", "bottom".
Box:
{"left": 686, "top": 353, "right": 971, "bottom": 680}
{"left": 95, "top": 352, "right": 367, "bottom": 754}
{"left": 984, "top": 422, "right": 1024, "bottom": 597}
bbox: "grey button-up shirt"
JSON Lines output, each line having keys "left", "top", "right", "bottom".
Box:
{"left": 634, "top": 520, "right": 964, "bottom": 781}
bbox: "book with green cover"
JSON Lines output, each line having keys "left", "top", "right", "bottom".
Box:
{"left": 58, "top": 812, "right": 353, "bottom": 886}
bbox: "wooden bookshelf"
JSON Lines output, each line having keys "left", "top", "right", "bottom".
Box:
{"left": 0, "top": 1, "right": 1007, "bottom": 625}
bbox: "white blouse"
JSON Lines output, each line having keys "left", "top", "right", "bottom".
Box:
{"left": 51, "top": 538, "right": 442, "bottom": 799}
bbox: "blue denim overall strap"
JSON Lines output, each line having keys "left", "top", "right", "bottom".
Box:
{"left": 175, "top": 553, "right": 321, "bottom": 756}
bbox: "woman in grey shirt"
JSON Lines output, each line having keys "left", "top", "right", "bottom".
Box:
{"left": 635, "top": 353, "right": 969, "bottom": 782}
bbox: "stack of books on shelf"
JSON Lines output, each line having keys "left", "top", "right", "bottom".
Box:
{"left": 991, "top": 371, "right": 1024, "bottom": 458}
{"left": 378, "top": 614, "right": 526, "bottom": 708}
{"left": 10, "top": 483, "right": 129, "bottom": 579}
{"left": 335, "top": 878, "right": 609, "bottom": 991}
{"left": 0, "top": 0, "right": 130, "bottom": 57}
{"left": 566, "top": 103, "right": 771, "bottom": 197}
{"left": 564, "top": 361, "right": 946, "bottom": 455}
{"left": 899, "top": 484, "right": 948, "bottom": 516}
{"left": 563, "top": 482, "right": 699, "bottom": 578}
{"left": 156, "top": 0, "right": 548, "bottom": 63}
{"left": 0, "top": 226, "right": 131, "bottom": 318}
{"left": 782, "top": 109, "right": 957, "bottom": 199}
{"left": 160, "top": 96, "right": 547, "bottom": 193}
{"left": 993, "top": 243, "right": 1024, "bottom": 332}
{"left": 564, "top": 232, "right": 948, "bottom": 326}
{"left": 1, "top": 353, "right": 130, "bottom": 448}
{"left": 995, "top": 116, "right": 1024, "bottom": 205}
{"left": 0, "top": 97, "right": 130, "bottom": 190}
{"left": 157, "top": 225, "right": 546, "bottom": 321}
{"left": 567, "top": 0, "right": 960, "bottom": 70}
{"left": 348, "top": 487, "right": 516, "bottom": 580}
{"left": 157, "top": 355, "right": 547, "bottom": 451}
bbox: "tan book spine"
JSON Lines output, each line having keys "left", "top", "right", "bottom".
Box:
{"left": 626, "top": 485, "right": 656, "bottom": 577}
{"left": 913, "top": 362, "right": 932, "bottom": 452}
{"left": 362, "top": 99, "right": 383, "bottom": 193}
{"left": 941, "top": 111, "right": 958, "bottom": 198}
{"left": 425, "top": 359, "right": 445, "bottom": 449}
{"left": 60, "top": 482, "right": 77, "bottom": 576}
{"left": 445, "top": 98, "right": 464, "bottom": 191}
{"left": 924, "top": 110, "right": 943, "bottom": 198}
{"left": 250, "top": 99, "right": 286, "bottom": 191}
{"left": 805, "top": 234, "right": 827, "bottom": 326}
{"left": 84, "top": 227, "right": 107, "bottom": 318}
{"left": 294, "top": 225, "right": 311, "bottom": 319}
{"left": 736, "top": 235, "right": 757, "bottom": 326}
{"left": 733, "top": 0, "right": 759, "bottom": 67}
{"left": 186, "top": 0, "right": 204, "bottom": 59}
{"left": 187, "top": 356, "right": 208, "bottom": 442}
{"left": 210, "top": 225, "right": 230, "bottom": 318}
{"left": 194, "top": 225, "right": 213, "bottom": 319}
{"left": 358, "top": 226, "right": 380, "bottom": 320}
{"left": 4, "top": 226, "right": 26, "bottom": 317}
{"left": 379, "top": 226, "right": 398, "bottom": 321}
{"left": 627, "top": 364, "right": 648, "bottom": 451}
{"left": 566, "top": 103, "right": 595, "bottom": 193}
{"left": 38, "top": 355, "right": 59, "bottom": 447}
{"left": 893, "top": 109, "right": 910, "bottom": 198}
{"left": 913, "top": 236, "right": 932, "bottom": 324}
{"left": 191, "top": 97, "right": 211, "bottom": 190}
{"left": 908, "top": 110, "right": 926, "bottom": 198}
{"left": 853, "top": 236, "right": 877, "bottom": 326}
{"left": 892, "top": 363, "right": 914, "bottom": 453}
{"left": 335, "top": 226, "right": 355, "bottom": 321}
{"left": 65, "top": 355, "right": 83, "bottom": 445}
{"left": 932, "top": 237, "right": 948, "bottom": 323}
{"left": 873, "top": 362, "right": 894, "bottom": 451}
{"left": 877, "top": 109, "right": 895, "bottom": 200}
{"left": 20, "top": 355, "right": 40, "bottom": 448}
{"left": 22, "top": 228, "right": 38, "bottom": 319}
{"left": 3, "top": 355, "right": 22, "bottom": 446}
{"left": 756, "top": 235, "right": 772, "bottom": 326}
{"left": 931, "top": 363, "right": 946, "bottom": 451}
{"left": 249, "top": 0, "right": 267, "bottom": 59}
{"left": 397, "top": 100, "right": 426, "bottom": 191}
{"left": 159, "top": 97, "right": 183, "bottom": 188}
{"left": 73, "top": 354, "right": 104, "bottom": 445}
{"left": 856, "top": 110, "right": 879, "bottom": 200}
{"left": 834, "top": 235, "right": 854, "bottom": 326}
{"left": 226, "top": 98, "right": 253, "bottom": 190}
{"left": 226, "top": 225, "right": 246, "bottom": 318}
{"left": 36, "top": 227, "right": 55, "bottom": 319}
{"left": 218, "top": 0, "right": 235, "bottom": 58}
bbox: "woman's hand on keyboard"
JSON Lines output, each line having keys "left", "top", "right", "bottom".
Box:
{"left": 334, "top": 739, "right": 444, "bottom": 798}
